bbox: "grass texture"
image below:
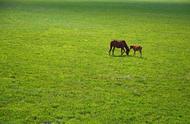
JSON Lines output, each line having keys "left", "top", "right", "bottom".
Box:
{"left": 0, "top": 0, "right": 190, "bottom": 123}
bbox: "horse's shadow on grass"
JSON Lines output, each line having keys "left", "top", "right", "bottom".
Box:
{"left": 111, "top": 55, "right": 146, "bottom": 59}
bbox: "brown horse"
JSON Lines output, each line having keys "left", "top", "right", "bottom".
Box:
{"left": 109, "top": 40, "right": 130, "bottom": 56}
{"left": 130, "top": 45, "right": 143, "bottom": 57}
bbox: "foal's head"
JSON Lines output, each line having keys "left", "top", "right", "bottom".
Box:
{"left": 130, "top": 45, "right": 134, "bottom": 49}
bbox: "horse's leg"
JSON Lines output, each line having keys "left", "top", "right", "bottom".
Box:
{"left": 121, "top": 48, "right": 123, "bottom": 55}
{"left": 112, "top": 47, "right": 115, "bottom": 55}
{"left": 109, "top": 45, "right": 112, "bottom": 55}
{"left": 121, "top": 48, "right": 125, "bottom": 55}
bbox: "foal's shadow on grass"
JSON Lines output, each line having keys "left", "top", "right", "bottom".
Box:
{"left": 128, "top": 55, "right": 145, "bottom": 59}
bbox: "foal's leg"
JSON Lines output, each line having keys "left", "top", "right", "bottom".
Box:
{"left": 133, "top": 50, "right": 136, "bottom": 56}
{"left": 112, "top": 47, "right": 115, "bottom": 55}
{"left": 140, "top": 50, "right": 142, "bottom": 57}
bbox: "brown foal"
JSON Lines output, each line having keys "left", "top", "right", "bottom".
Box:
{"left": 130, "top": 45, "right": 143, "bottom": 57}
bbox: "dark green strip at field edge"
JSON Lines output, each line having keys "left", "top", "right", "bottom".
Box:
{"left": 1, "top": 0, "right": 190, "bottom": 14}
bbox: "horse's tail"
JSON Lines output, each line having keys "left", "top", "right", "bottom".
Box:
{"left": 109, "top": 42, "right": 113, "bottom": 55}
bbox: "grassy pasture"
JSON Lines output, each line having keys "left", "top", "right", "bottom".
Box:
{"left": 0, "top": 0, "right": 190, "bottom": 123}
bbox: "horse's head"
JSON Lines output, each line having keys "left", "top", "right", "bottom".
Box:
{"left": 126, "top": 48, "right": 130, "bottom": 55}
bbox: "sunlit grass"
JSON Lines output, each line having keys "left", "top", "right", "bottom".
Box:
{"left": 0, "top": 0, "right": 190, "bottom": 123}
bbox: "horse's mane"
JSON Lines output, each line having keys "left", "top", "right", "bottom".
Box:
{"left": 122, "top": 40, "right": 130, "bottom": 50}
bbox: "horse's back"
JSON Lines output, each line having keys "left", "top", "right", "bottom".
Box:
{"left": 110, "top": 40, "right": 125, "bottom": 48}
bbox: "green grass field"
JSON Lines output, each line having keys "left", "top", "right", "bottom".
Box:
{"left": 0, "top": 0, "right": 190, "bottom": 123}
